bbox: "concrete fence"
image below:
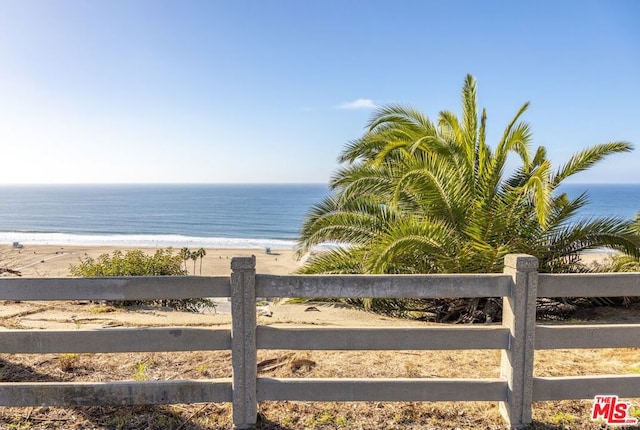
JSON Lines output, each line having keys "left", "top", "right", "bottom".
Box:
{"left": 0, "top": 253, "right": 639, "bottom": 428}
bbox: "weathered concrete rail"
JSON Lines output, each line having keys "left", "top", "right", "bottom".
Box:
{"left": 0, "top": 254, "right": 638, "bottom": 428}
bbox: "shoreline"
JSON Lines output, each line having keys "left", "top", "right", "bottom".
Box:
{"left": 0, "top": 232, "right": 298, "bottom": 250}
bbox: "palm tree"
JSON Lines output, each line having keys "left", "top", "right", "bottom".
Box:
{"left": 196, "top": 248, "right": 207, "bottom": 275}
{"left": 597, "top": 213, "right": 640, "bottom": 273}
{"left": 190, "top": 251, "right": 198, "bottom": 275}
{"left": 179, "top": 248, "right": 191, "bottom": 274}
{"left": 297, "top": 74, "right": 639, "bottom": 277}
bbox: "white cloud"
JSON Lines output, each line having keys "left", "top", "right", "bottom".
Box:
{"left": 336, "top": 98, "right": 377, "bottom": 110}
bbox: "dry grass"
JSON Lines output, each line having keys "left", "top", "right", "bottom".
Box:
{"left": 0, "top": 345, "right": 639, "bottom": 429}
{"left": 1, "top": 300, "right": 639, "bottom": 428}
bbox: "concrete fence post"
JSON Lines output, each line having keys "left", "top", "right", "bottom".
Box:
{"left": 231, "top": 256, "right": 257, "bottom": 429}
{"left": 499, "top": 254, "right": 538, "bottom": 428}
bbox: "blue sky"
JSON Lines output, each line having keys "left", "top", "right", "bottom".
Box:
{"left": 1, "top": 0, "right": 638, "bottom": 184}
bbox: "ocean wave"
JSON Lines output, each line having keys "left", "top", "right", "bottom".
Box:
{"left": 0, "top": 232, "right": 298, "bottom": 249}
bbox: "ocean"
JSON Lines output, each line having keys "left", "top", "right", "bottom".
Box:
{"left": 0, "top": 184, "right": 328, "bottom": 249}
{"left": 0, "top": 183, "right": 637, "bottom": 249}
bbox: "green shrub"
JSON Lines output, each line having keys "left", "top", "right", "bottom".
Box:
{"left": 69, "top": 248, "right": 213, "bottom": 312}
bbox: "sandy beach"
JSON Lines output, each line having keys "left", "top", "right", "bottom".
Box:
{"left": 1, "top": 244, "right": 302, "bottom": 278}
{"left": 0, "top": 243, "right": 418, "bottom": 330}
{"left": 1, "top": 244, "right": 616, "bottom": 279}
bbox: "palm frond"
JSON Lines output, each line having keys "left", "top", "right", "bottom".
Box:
{"left": 296, "top": 195, "right": 392, "bottom": 255}
{"left": 438, "top": 110, "right": 464, "bottom": 147}
{"left": 477, "top": 108, "right": 489, "bottom": 183}
{"left": 523, "top": 160, "right": 553, "bottom": 228}
{"left": 540, "top": 217, "right": 640, "bottom": 271}
{"left": 392, "top": 164, "right": 468, "bottom": 226}
{"left": 543, "top": 192, "right": 591, "bottom": 233}
{"left": 296, "top": 248, "right": 364, "bottom": 274}
{"left": 329, "top": 164, "right": 393, "bottom": 202}
{"left": 497, "top": 101, "right": 530, "bottom": 156}
{"left": 408, "top": 134, "right": 453, "bottom": 158}
{"left": 366, "top": 104, "right": 432, "bottom": 134}
{"left": 366, "top": 218, "right": 462, "bottom": 274}
{"left": 532, "top": 146, "right": 547, "bottom": 167}
{"left": 338, "top": 135, "right": 387, "bottom": 164}
{"left": 461, "top": 73, "right": 478, "bottom": 166}
{"left": 553, "top": 142, "right": 633, "bottom": 185}
{"left": 497, "top": 121, "right": 533, "bottom": 167}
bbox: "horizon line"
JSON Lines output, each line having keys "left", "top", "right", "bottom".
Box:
{"left": 0, "top": 182, "right": 330, "bottom": 186}
{"left": 0, "top": 181, "right": 639, "bottom": 187}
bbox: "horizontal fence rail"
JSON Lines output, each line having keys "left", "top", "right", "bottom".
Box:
{"left": 536, "top": 324, "right": 640, "bottom": 349}
{"left": 538, "top": 273, "right": 640, "bottom": 297}
{"left": 256, "top": 273, "right": 512, "bottom": 298}
{"left": 0, "top": 276, "right": 231, "bottom": 301}
{"left": 0, "top": 254, "right": 639, "bottom": 429}
{"left": 533, "top": 376, "right": 640, "bottom": 401}
{"left": 0, "top": 328, "right": 232, "bottom": 353}
{"left": 256, "top": 378, "right": 507, "bottom": 402}
{"left": 0, "top": 380, "right": 233, "bottom": 406}
{"left": 256, "top": 326, "right": 510, "bottom": 350}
